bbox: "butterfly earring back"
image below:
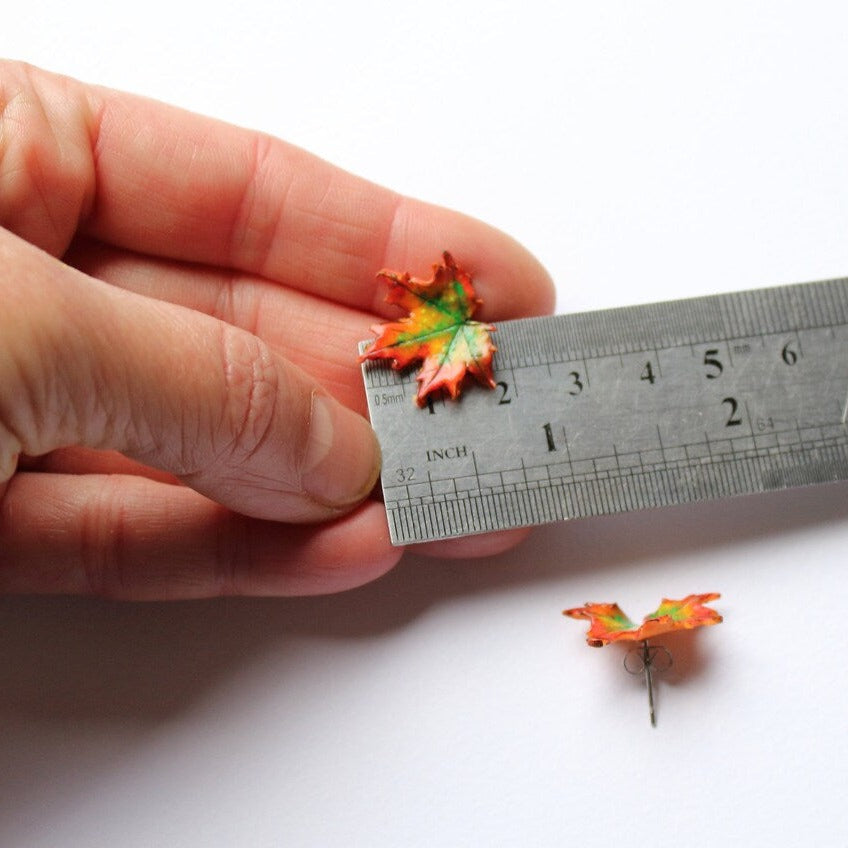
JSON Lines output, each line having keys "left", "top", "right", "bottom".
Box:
{"left": 564, "top": 593, "right": 722, "bottom": 726}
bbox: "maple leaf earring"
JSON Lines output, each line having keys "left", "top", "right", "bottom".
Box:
{"left": 359, "top": 252, "right": 497, "bottom": 406}
{"left": 563, "top": 593, "right": 723, "bottom": 727}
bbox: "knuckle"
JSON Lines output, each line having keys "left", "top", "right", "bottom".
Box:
{"left": 78, "top": 476, "right": 132, "bottom": 599}
{"left": 0, "top": 360, "right": 25, "bottom": 482}
{"left": 0, "top": 232, "right": 114, "bottom": 462}
{"left": 0, "top": 278, "right": 49, "bottom": 470}
{"left": 216, "top": 324, "right": 280, "bottom": 465}
{"left": 0, "top": 61, "right": 95, "bottom": 254}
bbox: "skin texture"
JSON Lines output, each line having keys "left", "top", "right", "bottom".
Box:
{"left": 0, "top": 61, "right": 556, "bottom": 599}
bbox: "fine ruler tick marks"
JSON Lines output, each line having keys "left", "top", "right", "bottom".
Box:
{"left": 360, "top": 277, "right": 848, "bottom": 545}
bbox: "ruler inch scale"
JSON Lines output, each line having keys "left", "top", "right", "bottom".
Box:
{"left": 360, "top": 277, "right": 848, "bottom": 545}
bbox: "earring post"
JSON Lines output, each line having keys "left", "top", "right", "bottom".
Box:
{"left": 642, "top": 639, "right": 657, "bottom": 727}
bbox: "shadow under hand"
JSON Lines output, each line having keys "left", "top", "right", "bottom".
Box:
{"left": 0, "top": 480, "right": 843, "bottom": 836}
{"left": 0, "top": 479, "right": 844, "bottom": 724}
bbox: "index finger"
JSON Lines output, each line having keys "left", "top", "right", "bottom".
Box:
{"left": 1, "top": 61, "right": 555, "bottom": 319}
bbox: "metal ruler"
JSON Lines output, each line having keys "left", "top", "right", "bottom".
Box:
{"left": 360, "top": 277, "right": 848, "bottom": 545}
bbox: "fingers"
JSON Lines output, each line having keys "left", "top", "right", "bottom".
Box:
{"left": 64, "top": 238, "right": 549, "bottom": 419}
{"left": 0, "top": 229, "right": 380, "bottom": 522}
{"left": 0, "top": 468, "right": 527, "bottom": 599}
{"left": 0, "top": 61, "right": 555, "bottom": 319}
{"left": 65, "top": 239, "right": 376, "bottom": 414}
{"left": 84, "top": 88, "right": 554, "bottom": 317}
{"left": 0, "top": 472, "right": 402, "bottom": 598}
{"left": 0, "top": 60, "right": 556, "bottom": 588}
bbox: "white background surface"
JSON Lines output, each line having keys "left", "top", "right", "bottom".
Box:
{"left": 4, "top": 3, "right": 848, "bottom": 845}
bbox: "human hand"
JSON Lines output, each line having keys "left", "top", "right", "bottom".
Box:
{"left": 0, "top": 61, "right": 555, "bottom": 599}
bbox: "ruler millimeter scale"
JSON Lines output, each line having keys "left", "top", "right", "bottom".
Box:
{"left": 360, "top": 277, "right": 848, "bottom": 546}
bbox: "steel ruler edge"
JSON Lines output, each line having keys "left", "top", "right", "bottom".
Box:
{"left": 360, "top": 277, "right": 848, "bottom": 545}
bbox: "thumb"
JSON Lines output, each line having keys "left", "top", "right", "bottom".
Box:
{"left": 0, "top": 230, "right": 381, "bottom": 521}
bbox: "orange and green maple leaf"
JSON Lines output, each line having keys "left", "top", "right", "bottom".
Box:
{"left": 359, "top": 252, "right": 496, "bottom": 406}
{"left": 563, "top": 593, "right": 722, "bottom": 647}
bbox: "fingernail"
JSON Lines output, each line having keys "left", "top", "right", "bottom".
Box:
{"left": 302, "top": 393, "right": 381, "bottom": 508}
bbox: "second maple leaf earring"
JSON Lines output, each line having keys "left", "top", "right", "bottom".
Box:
{"left": 359, "top": 252, "right": 497, "bottom": 406}
{"left": 563, "top": 593, "right": 723, "bottom": 727}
